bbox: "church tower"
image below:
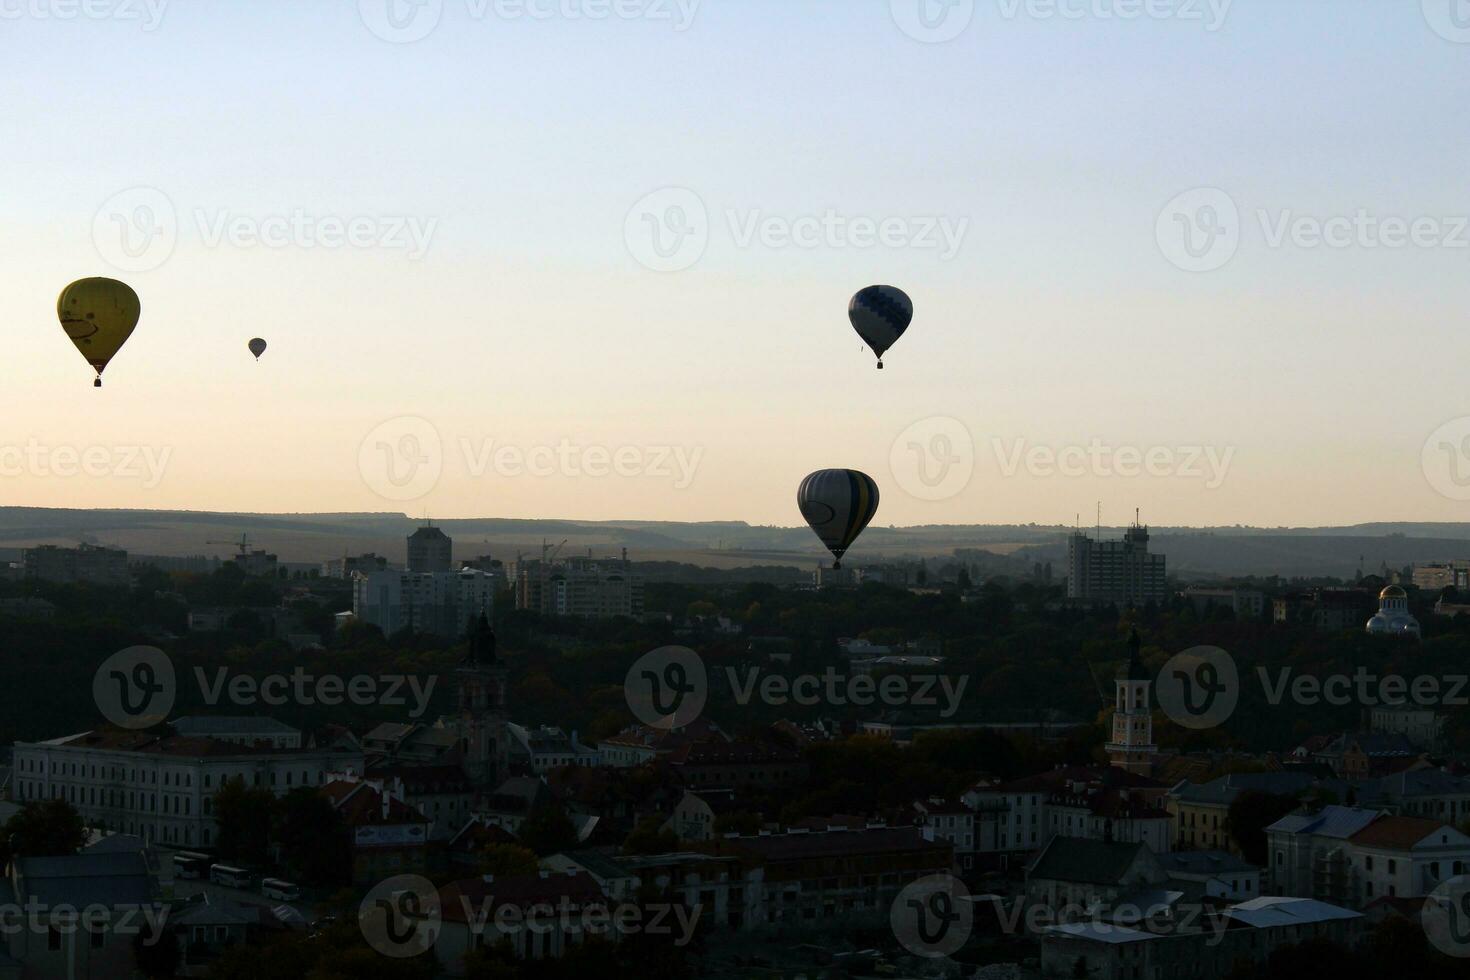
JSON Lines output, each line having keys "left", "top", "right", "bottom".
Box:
{"left": 447, "top": 614, "right": 508, "bottom": 787}
{"left": 1106, "top": 629, "right": 1158, "bottom": 775}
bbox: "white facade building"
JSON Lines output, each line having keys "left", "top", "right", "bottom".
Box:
{"left": 12, "top": 729, "right": 364, "bottom": 849}
{"left": 353, "top": 568, "right": 497, "bottom": 637}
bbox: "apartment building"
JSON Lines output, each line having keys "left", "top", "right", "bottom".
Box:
{"left": 1065, "top": 524, "right": 1167, "bottom": 605}
{"left": 515, "top": 554, "right": 644, "bottom": 619}
{"left": 353, "top": 567, "right": 496, "bottom": 636}
{"left": 22, "top": 543, "right": 130, "bottom": 586}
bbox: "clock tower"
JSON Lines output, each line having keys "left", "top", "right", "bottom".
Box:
{"left": 1106, "top": 629, "right": 1158, "bottom": 775}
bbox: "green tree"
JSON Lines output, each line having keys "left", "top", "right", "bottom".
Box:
{"left": 476, "top": 843, "right": 541, "bottom": 878}
{"left": 622, "top": 816, "right": 678, "bottom": 855}
{"left": 517, "top": 804, "right": 578, "bottom": 855}
{"left": 274, "top": 788, "right": 351, "bottom": 887}
{"left": 1226, "top": 790, "right": 1300, "bottom": 865}
{"left": 213, "top": 777, "right": 275, "bottom": 866}
{"left": 0, "top": 799, "right": 87, "bottom": 864}
{"left": 133, "top": 922, "right": 181, "bottom": 979}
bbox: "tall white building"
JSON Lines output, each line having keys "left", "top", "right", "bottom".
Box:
{"left": 353, "top": 568, "right": 497, "bottom": 636}
{"left": 407, "top": 524, "right": 453, "bottom": 572}
{"left": 1066, "top": 523, "right": 1167, "bottom": 605}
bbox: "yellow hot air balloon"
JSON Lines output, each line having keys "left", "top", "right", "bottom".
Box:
{"left": 57, "top": 278, "right": 140, "bottom": 387}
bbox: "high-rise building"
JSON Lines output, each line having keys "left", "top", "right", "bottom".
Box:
{"left": 353, "top": 567, "right": 495, "bottom": 636}
{"left": 1066, "top": 522, "right": 1166, "bottom": 605}
{"left": 514, "top": 553, "right": 644, "bottom": 619}
{"left": 1106, "top": 630, "right": 1157, "bottom": 776}
{"left": 22, "top": 543, "right": 130, "bottom": 586}
{"left": 322, "top": 553, "right": 390, "bottom": 579}
{"left": 407, "top": 524, "right": 452, "bottom": 572}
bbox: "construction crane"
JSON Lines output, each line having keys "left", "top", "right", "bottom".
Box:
{"left": 206, "top": 533, "right": 254, "bottom": 557}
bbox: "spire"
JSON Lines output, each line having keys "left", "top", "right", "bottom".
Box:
{"left": 466, "top": 614, "right": 496, "bottom": 665}
{"left": 1120, "top": 628, "right": 1148, "bottom": 681}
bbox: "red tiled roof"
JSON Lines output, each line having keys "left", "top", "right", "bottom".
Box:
{"left": 991, "top": 765, "right": 1164, "bottom": 794}
{"left": 50, "top": 729, "right": 349, "bottom": 758}
{"left": 440, "top": 871, "right": 605, "bottom": 922}
{"left": 708, "top": 826, "right": 950, "bottom": 863}
{"left": 1350, "top": 816, "right": 1452, "bottom": 850}
{"left": 322, "top": 780, "right": 428, "bottom": 827}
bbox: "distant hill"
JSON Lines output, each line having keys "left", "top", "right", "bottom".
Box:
{"left": 0, "top": 507, "right": 1465, "bottom": 582}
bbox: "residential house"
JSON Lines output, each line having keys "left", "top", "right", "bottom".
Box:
{"left": 1156, "top": 850, "right": 1262, "bottom": 903}
{"left": 1024, "top": 837, "right": 1169, "bottom": 919}
{"left": 322, "top": 779, "right": 433, "bottom": 886}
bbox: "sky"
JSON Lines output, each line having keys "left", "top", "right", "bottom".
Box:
{"left": 2, "top": 0, "right": 1469, "bottom": 528}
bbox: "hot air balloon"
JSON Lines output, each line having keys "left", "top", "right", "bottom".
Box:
{"left": 848, "top": 285, "right": 912, "bottom": 369}
{"left": 248, "top": 338, "right": 267, "bottom": 360}
{"left": 57, "top": 278, "right": 140, "bottom": 387}
{"left": 798, "top": 469, "right": 880, "bottom": 569}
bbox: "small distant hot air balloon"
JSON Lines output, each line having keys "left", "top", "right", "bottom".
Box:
{"left": 57, "top": 278, "right": 140, "bottom": 387}
{"left": 248, "top": 338, "right": 267, "bottom": 360}
{"left": 849, "top": 285, "right": 912, "bottom": 369}
{"left": 798, "top": 469, "right": 880, "bottom": 569}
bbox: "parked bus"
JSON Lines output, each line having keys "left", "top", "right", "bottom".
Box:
{"left": 260, "top": 878, "right": 300, "bottom": 901}
{"left": 172, "top": 852, "right": 210, "bottom": 880}
{"left": 209, "top": 864, "right": 252, "bottom": 888}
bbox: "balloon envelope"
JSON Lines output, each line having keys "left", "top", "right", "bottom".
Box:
{"left": 798, "top": 469, "right": 880, "bottom": 567}
{"left": 848, "top": 285, "right": 913, "bottom": 366}
{"left": 57, "top": 278, "right": 140, "bottom": 384}
{"left": 249, "top": 338, "right": 267, "bottom": 359}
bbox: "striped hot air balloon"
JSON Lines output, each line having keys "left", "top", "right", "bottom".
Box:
{"left": 848, "top": 285, "right": 912, "bottom": 369}
{"left": 798, "top": 469, "right": 880, "bottom": 569}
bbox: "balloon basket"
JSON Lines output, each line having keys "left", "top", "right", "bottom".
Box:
{"left": 93, "top": 378, "right": 102, "bottom": 388}
{"left": 876, "top": 361, "right": 884, "bottom": 370}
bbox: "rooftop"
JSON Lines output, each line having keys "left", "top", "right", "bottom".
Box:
{"left": 1349, "top": 815, "right": 1456, "bottom": 851}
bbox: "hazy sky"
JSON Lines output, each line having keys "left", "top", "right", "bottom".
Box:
{"left": 3, "top": 0, "right": 1469, "bottom": 528}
